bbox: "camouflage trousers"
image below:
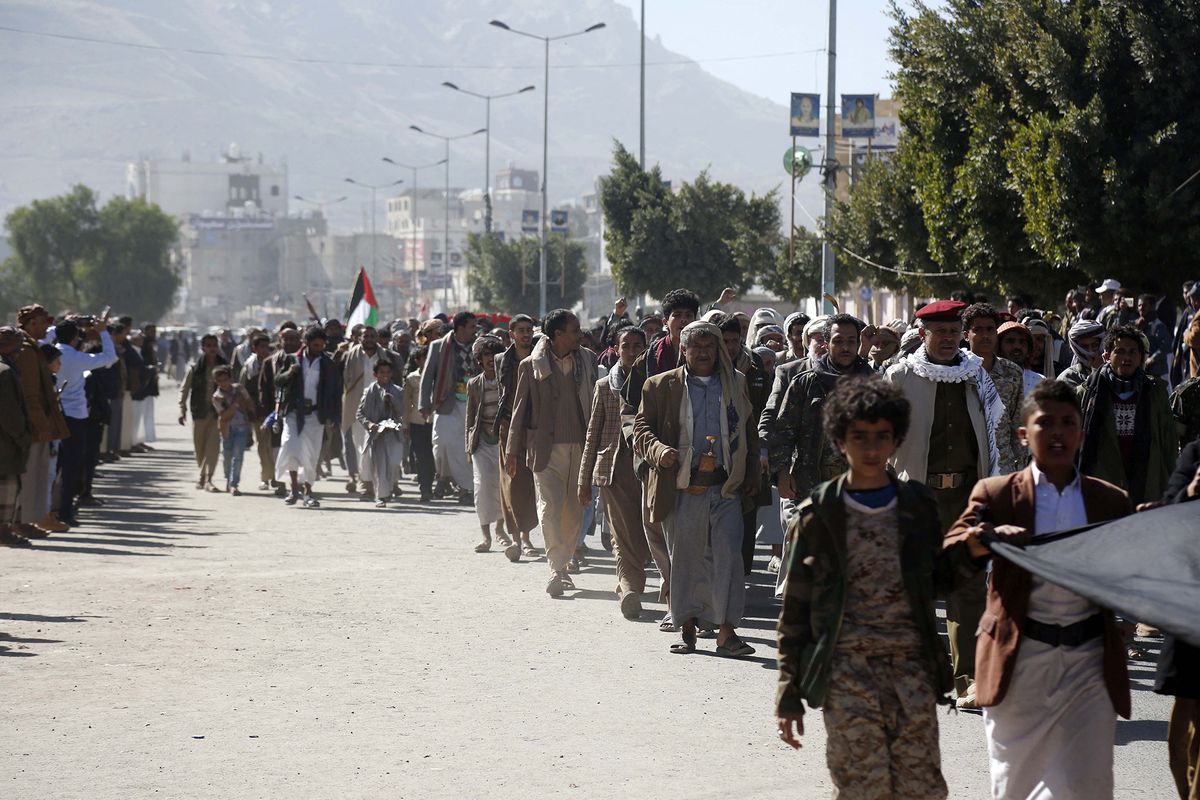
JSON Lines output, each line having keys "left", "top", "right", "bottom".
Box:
{"left": 824, "top": 650, "right": 948, "bottom": 800}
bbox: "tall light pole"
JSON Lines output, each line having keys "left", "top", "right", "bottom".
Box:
{"left": 441, "top": 82, "right": 536, "bottom": 233}
{"left": 382, "top": 156, "right": 448, "bottom": 317}
{"left": 343, "top": 176, "right": 403, "bottom": 286}
{"left": 639, "top": 0, "right": 646, "bottom": 168}
{"left": 490, "top": 19, "right": 606, "bottom": 320}
{"left": 820, "top": 0, "right": 838, "bottom": 315}
{"left": 293, "top": 194, "right": 347, "bottom": 217}
{"left": 408, "top": 125, "right": 487, "bottom": 312}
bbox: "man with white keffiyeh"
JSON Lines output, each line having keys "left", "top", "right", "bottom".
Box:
{"left": 885, "top": 299, "right": 1004, "bottom": 710}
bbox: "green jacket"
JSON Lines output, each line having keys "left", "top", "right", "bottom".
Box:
{"left": 1077, "top": 371, "right": 1178, "bottom": 506}
{"left": 775, "top": 474, "right": 980, "bottom": 716}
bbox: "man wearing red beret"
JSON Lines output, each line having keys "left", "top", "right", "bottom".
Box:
{"left": 885, "top": 299, "right": 1005, "bottom": 709}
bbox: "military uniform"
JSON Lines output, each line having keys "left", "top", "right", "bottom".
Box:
{"left": 777, "top": 476, "right": 981, "bottom": 800}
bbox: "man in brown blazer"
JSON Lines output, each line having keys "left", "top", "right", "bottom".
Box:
{"left": 948, "top": 379, "right": 1131, "bottom": 800}
{"left": 633, "top": 321, "right": 759, "bottom": 657}
{"left": 14, "top": 305, "right": 69, "bottom": 536}
{"left": 579, "top": 324, "right": 654, "bottom": 620}
{"left": 506, "top": 309, "right": 597, "bottom": 598}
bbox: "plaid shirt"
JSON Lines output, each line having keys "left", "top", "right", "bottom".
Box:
{"left": 580, "top": 373, "right": 625, "bottom": 487}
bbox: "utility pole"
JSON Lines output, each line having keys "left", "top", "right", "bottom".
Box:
{"left": 639, "top": 0, "right": 646, "bottom": 168}
{"left": 382, "top": 157, "right": 447, "bottom": 317}
{"left": 820, "top": 0, "right": 838, "bottom": 315}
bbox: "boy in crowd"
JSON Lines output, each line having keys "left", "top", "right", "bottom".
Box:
{"left": 776, "top": 376, "right": 982, "bottom": 798}
{"left": 211, "top": 365, "right": 255, "bottom": 495}
{"left": 465, "top": 336, "right": 506, "bottom": 550}
{"left": 356, "top": 360, "right": 405, "bottom": 508}
{"left": 949, "top": 380, "right": 1133, "bottom": 799}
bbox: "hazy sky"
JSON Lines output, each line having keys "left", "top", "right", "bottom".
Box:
{"left": 612, "top": 0, "right": 896, "bottom": 103}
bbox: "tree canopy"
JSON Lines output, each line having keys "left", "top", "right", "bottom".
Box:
{"left": 2, "top": 185, "right": 180, "bottom": 321}
{"left": 599, "top": 143, "right": 782, "bottom": 303}
{"left": 831, "top": 0, "right": 1200, "bottom": 302}
{"left": 465, "top": 232, "right": 586, "bottom": 315}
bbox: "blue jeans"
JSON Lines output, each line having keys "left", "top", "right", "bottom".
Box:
{"left": 222, "top": 426, "right": 251, "bottom": 487}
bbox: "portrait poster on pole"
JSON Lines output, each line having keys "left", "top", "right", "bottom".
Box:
{"left": 789, "top": 93, "right": 820, "bottom": 137}
{"left": 841, "top": 94, "right": 876, "bottom": 138}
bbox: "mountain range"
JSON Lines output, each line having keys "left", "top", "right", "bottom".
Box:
{"left": 0, "top": 0, "right": 822, "bottom": 232}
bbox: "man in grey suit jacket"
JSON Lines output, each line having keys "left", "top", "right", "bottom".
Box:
{"left": 419, "top": 312, "right": 478, "bottom": 502}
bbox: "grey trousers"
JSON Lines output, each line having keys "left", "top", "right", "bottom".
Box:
{"left": 18, "top": 441, "right": 52, "bottom": 523}
{"left": 661, "top": 486, "right": 744, "bottom": 627}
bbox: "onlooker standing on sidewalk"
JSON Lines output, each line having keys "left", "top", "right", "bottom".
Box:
{"left": 14, "top": 305, "right": 68, "bottom": 538}
{"left": 178, "top": 333, "right": 227, "bottom": 492}
{"left": 54, "top": 314, "right": 117, "bottom": 527}
{"left": 0, "top": 327, "right": 33, "bottom": 548}
{"left": 211, "top": 365, "right": 255, "bottom": 495}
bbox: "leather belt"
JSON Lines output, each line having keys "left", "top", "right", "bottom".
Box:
{"left": 927, "top": 471, "right": 969, "bottom": 490}
{"left": 1024, "top": 614, "right": 1104, "bottom": 648}
{"left": 687, "top": 468, "right": 728, "bottom": 488}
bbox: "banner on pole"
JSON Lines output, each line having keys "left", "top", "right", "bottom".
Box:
{"left": 521, "top": 209, "right": 539, "bottom": 233}
{"left": 550, "top": 210, "right": 569, "bottom": 234}
{"left": 789, "top": 93, "right": 820, "bottom": 137}
{"left": 841, "top": 94, "right": 876, "bottom": 138}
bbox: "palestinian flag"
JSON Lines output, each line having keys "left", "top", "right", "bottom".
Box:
{"left": 345, "top": 267, "right": 379, "bottom": 328}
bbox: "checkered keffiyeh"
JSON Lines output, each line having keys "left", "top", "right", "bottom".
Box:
{"left": 0, "top": 474, "right": 19, "bottom": 524}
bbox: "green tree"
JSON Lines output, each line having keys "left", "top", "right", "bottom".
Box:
{"left": 830, "top": 0, "right": 1200, "bottom": 303}
{"left": 758, "top": 226, "right": 823, "bottom": 305}
{"left": 2, "top": 185, "right": 180, "bottom": 320}
{"left": 599, "top": 143, "right": 782, "bottom": 302}
{"left": 466, "top": 232, "right": 586, "bottom": 314}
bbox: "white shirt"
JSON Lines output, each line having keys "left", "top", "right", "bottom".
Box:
{"left": 1028, "top": 463, "right": 1097, "bottom": 625}
{"left": 302, "top": 354, "right": 321, "bottom": 405}
{"left": 56, "top": 331, "right": 118, "bottom": 419}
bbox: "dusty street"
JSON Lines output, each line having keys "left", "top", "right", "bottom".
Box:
{"left": 1, "top": 389, "right": 1176, "bottom": 799}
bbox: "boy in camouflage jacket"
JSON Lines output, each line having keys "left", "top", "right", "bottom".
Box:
{"left": 775, "top": 376, "right": 984, "bottom": 798}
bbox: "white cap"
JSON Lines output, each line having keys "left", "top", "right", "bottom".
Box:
{"left": 1095, "top": 278, "right": 1121, "bottom": 293}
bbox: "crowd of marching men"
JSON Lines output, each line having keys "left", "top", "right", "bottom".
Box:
{"left": 2, "top": 277, "right": 1199, "bottom": 799}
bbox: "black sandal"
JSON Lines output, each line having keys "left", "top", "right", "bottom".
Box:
{"left": 669, "top": 626, "right": 697, "bottom": 655}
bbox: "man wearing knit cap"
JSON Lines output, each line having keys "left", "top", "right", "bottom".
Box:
{"left": 0, "top": 326, "right": 33, "bottom": 547}
{"left": 14, "top": 305, "right": 69, "bottom": 536}
{"left": 633, "top": 320, "right": 760, "bottom": 656}
{"left": 886, "top": 299, "right": 1004, "bottom": 708}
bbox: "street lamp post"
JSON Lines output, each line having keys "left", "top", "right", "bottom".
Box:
{"left": 640, "top": 0, "right": 646, "bottom": 168}
{"left": 344, "top": 178, "right": 404, "bottom": 314}
{"left": 441, "top": 82, "right": 536, "bottom": 234}
{"left": 408, "top": 126, "right": 487, "bottom": 312}
{"left": 382, "top": 156, "right": 448, "bottom": 318}
{"left": 293, "top": 194, "right": 348, "bottom": 218}
{"left": 490, "top": 19, "right": 606, "bottom": 320}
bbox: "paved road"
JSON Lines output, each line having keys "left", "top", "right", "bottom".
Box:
{"left": 1, "top": 388, "right": 1176, "bottom": 798}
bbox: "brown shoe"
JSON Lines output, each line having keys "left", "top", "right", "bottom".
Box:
{"left": 13, "top": 522, "right": 50, "bottom": 540}
{"left": 38, "top": 513, "right": 69, "bottom": 533}
{"left": 0, "top": 527, "right": 33, "bottom": 548}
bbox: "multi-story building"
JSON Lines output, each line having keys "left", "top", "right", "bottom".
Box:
{"left": 126, "top": 144, "right": 289, "bottom": 220}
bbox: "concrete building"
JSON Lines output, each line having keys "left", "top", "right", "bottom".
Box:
{"left": 176, "top": 210, "right": 330, "bottom": 326}
{"left": 126, "top": 144, "right": 289, "bottom": 220}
